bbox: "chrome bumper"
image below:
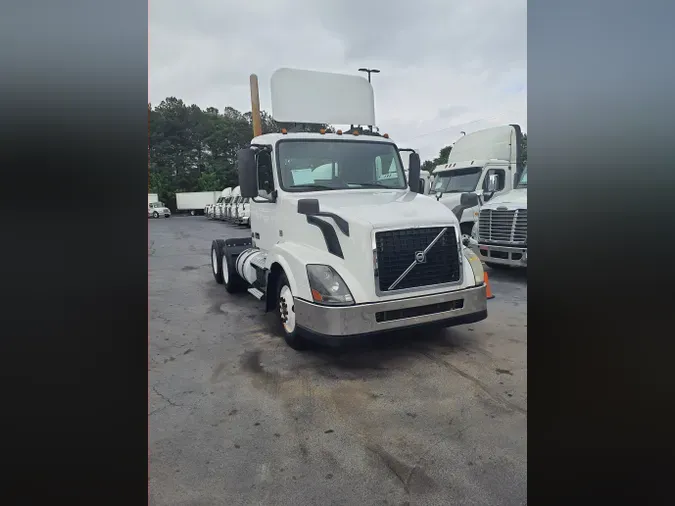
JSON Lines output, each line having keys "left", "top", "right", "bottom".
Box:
{"left": 472, "top": 243, "right": 527, "bottom": 267}
{"left": 294, "top": 284, "right": 487, "bottom": 338}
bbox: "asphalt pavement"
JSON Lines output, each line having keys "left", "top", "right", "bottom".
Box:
{"left": 149, "top": 216, "right": 527, "bottom": 506}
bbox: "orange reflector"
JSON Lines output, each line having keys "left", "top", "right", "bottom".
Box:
{"left": 336, "top": 129, "right": 343, "bottom": 135}
{"left": 353, "top": 130, "right": 359, "bottom": 136}
{"left": 311, "top": 289, "right": 323, "bottom": 302}
{"left": 383, "top": 133, "right": 389, "bottom": 138}
{"left": 319, "top": 129, "right": 326, "bottom": 134}
{"left": 281, "top": 128, "right": 287, "bottom": 134}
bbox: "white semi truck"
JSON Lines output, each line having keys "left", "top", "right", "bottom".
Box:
{"left": 176, "top": 191, "right": 220, "bottom": 216}
{"left": 432, "top": 125, "right": 525, "bottom": 239}
{"left": 209, "top": 187, "right": 232, "bottom": 220}
{"left": 470, "top": 166, "right": 527, "bottom": 268}
{"left": 214, "top": 188, "right": 233, "bottom": 220}
{"left": 225, "top": 186, "right": 241, "bottom": 222}
{"left": 209, "top": 68, "right": 488, "bottom": 350}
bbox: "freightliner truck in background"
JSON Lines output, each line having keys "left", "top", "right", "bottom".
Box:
{"left": 470, "top": 165, "right": 527, "bottom": 268}
{"left": 432, "top": 125, "right": 525, "bottom": 240}
{"left": 209, "top": 68, "right": 489, "bottom": 350}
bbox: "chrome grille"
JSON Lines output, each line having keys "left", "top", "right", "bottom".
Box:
{"left": 375, "top": 227, "right": 461, "bottom": 292}
{"left": 478, "top": 209, "right": 527, "bottom": 245}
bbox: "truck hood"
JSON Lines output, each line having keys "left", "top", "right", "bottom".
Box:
{"left": 483, "top": 188, "right": 527, "bottom": 208}
{"left": 290, "top": 190, "right": 458, "bottom": 229}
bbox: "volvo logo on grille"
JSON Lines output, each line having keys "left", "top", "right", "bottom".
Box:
{"left": 415, "top": 251, "right": 426, "bottom": 264}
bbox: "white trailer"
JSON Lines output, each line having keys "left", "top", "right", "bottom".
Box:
{"left": 148, "top": 193, "right": 159, "bottom": 204}
{"left": 176, "top": 191, "right": 220, "bottom": 216}
{"left": 209, "top": 68, "right": 488, "bottom": 350}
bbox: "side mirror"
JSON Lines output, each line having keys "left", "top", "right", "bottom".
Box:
{"left": 297, "top": 198, "right": 320, "bottom": 215}
{"left": 460, "top": 192, "right": 479, "bottom": 208}
{"left": 486, "top": 173, "right": 498, "bottom": 193}
{"left": 451, "top": 192, "right": 479, "bottom": 221}
{"left": 408, "top": 152, "right": 421, "bottom": 193}
{"left": 237, "top": 148, "right": 258, "bottom": 198}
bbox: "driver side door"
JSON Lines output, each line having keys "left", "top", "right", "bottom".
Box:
{"left": 251, "top": 150, "right": 278, "bottom": 251}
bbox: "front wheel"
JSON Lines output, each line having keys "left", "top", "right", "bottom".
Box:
{"left": 152, "top": 211, "right": 159, "bottom": 218}
{"left": 276, "top": 272, "right": 308, "bottom": 350}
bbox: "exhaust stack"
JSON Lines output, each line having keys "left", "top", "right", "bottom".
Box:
{"left": 250, "top": 74, "right": 262, "bottom": 137}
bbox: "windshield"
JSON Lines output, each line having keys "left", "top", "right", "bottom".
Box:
{"left": 431, "top": 167, "right": 482, "bottom": 194}
{"left": 517, "top": 167, "right": 527, "bottom": 188}
{"left": 277, "top": 140, "right": 406, "bottom": 192}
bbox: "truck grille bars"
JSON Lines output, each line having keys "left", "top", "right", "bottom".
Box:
{"left": 375, "top": 226, "right": 461, "bottom": 293}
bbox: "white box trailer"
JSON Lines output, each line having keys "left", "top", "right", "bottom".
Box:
{"left": 148, "top": 193, "right": 159, "bottom": 204}
{"left": 176, "top": 191, "right": 220, "bottom": 215}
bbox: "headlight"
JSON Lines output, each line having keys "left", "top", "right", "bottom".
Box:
{"left": 471, "top": 221, "right": 478, "bottom": 239}
{"left": 463, "top": 247, "right": 484, "bottom": 286}
{"left": 306, "top": 264, "right": 354, "bottom": 306}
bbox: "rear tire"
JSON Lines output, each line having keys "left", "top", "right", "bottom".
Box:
{"left": 211, "top": 240, "right": 225, "bottom": 284}
{"left": 223, "top": 246, "right": 246, "bottom": 294}
{"left": 276, "top": 272, "right": 308, "bottom": 351}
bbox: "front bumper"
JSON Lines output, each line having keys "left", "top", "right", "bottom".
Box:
{"left": 472, "top": 243, "right": 527, "bottom": 267}
{"left": 294, "top": 284, "right": 487, "bottom": 338}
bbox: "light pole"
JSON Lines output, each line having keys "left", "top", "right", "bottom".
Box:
{"left": 358, "top": 68, "right": 380, "bottom": 83}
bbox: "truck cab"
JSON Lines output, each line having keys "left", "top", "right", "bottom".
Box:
{"left": 235, "top": 196, "right": 251, "bottom": 227}
{"left": 214, "top": 187, "right": 232, "bottom": 220}
{"left": 226, "top": 186, "right": 241, "bottom": 222}
{"left": 432, "top": 125, "right": 524, "bottom": 239}
{"left": 210, "top": 68, "right": 488, "bottom": 350}
{"left": 470, "top": 166, "right": 527, "bottom": 268}
{"left": 148, "top": 201, "right": 171, "bottom": 219}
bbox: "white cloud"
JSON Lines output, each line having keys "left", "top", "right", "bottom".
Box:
{"left": 149, "top": 0, "right": 526, "bottom": 161}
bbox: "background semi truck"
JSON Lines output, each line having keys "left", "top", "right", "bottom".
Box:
{"left": 432, "top": 124, "right": 524, "bottom": 238}
{"left": 471, "top": 165, "right": 527, "bottom": 268}
{"left": 209, "top": 68, "right": 488, "bottom": 350}
{"left": 176, "top": 191, "right": 220, "bottom": 215}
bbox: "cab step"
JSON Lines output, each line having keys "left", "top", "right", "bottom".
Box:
{"left": 247, "top": 287, "right": 265, "bottom": 300}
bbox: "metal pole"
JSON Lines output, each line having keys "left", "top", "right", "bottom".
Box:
{"left": 249, "top": 74, "right": 262, "bottom": 137}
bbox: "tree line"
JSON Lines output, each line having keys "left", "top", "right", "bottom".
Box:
{"left": 148, "top": 98, "right": 526, "bottom": 208}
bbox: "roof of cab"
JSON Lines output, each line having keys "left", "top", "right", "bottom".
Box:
{"left": 251, "top": 132, "right": 396, "bottom": 145}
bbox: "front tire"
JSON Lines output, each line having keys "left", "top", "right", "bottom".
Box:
{"left": 276, "top": 272, "right": 308, "bottom": 350}
{"left": 152, "top": 211, "right": 159, "bottom": 218}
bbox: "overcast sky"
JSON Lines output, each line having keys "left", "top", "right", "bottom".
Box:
{"left": 149, "top": 0, "right": 526, "bottom": 161}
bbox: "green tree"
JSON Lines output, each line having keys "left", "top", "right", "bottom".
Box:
{"left": 422, "top": 145, "right": 453, "bottom": 172}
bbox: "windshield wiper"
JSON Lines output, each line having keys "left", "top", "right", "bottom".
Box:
{"left": 289, "top": 184, "right": 337, "bottom": 191}
{"left": 353, "top": 182, "right": 395, "bottom": 188}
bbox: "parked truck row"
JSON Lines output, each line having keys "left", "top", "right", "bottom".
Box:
{"left": 206, "top": 186, "right": 252, "bottom": 227}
